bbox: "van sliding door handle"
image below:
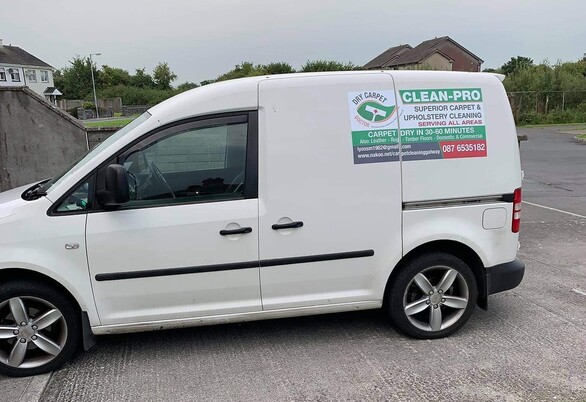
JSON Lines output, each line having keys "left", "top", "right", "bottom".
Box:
{"left": 220, "top": 227, "right": 253, "bottom": 236}
{"left": 272, "top": 221, "right": 304, "bottom": 230}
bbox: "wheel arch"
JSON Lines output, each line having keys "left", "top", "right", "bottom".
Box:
{"left": 384, "top": 240, "right": 487, "bottom": 309}
{"left": 0, "top": 268, "right": 82, "bottom": 311}
{"left": 0, "top": 268, "right": 97, "bottom": 350}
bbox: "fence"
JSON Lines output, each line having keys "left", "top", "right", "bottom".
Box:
{"left": 507, "top": 90, "right": 586, "bottom": 124}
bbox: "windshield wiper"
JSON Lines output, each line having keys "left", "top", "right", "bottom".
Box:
{"left": 21, "top": 179, "right": 51, "bottom": 201}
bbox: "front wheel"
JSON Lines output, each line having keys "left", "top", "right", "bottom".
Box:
{"left": 387, "top": 253, "right": 478, "bottom": 339}
{"left": 0, "top": 280, "right": 81, "bottom": 377}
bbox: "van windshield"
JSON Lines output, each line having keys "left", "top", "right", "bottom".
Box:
{"left": 41, "top": 112, "right": 151, "bottom": 194}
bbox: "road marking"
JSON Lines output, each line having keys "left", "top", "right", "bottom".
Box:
{"left": 572, "top": 288, "right": 586, "bottom": 297}
{"left": 522, "top": 201, "right": 586, "bottom": 219}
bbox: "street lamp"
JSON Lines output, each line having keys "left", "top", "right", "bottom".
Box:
{"left": 89, "top": 53, "right": 101, "bottom": 118}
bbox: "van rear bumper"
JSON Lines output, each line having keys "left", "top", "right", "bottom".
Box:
{"left": 478, "top": 258, "right": 525, "bottom": 309}
{"left": 485, "top": 258, "right": 525, "bottom": 295}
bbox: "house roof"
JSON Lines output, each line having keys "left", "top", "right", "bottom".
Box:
{"left": 387, "top": 36, "right": 484, "bottom": 67}
{"left": 0, "top": 45, "right": 53, "bottom": 68}
{"left": 363, "top": 44, "right": 412, "bottom": 69}
{"left": 44, "top": 87, "right": 62, "bottom": 96}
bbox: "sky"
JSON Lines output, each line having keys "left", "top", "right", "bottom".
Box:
{"left": 2, "top": 0, "right": 585, "bottom": 84}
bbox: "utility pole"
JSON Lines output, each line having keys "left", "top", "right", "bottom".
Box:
{"left": 89, "top": 53, "right": 101, "bottom": 118}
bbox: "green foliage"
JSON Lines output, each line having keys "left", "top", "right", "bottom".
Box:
{"left": 517, "top": 109, "right": 586, "bottom": 125}
{"left": 99, "top": 65, "right": 131, "bottom": 88}
{"left": 502, "top": 59, "right": 586, "bottom": 124}
{"left": 215, "top": 62, "right": 295, "bottom": 82}
{"left": 501, "top": 56, "right": 534, "bottom": 76}
{"left": 216, "top": 62, "right": 259, "bottom": 81}
{"left": 97, "top": 85, "right": 176, "bottom": 106}
{"left": 129, "top": 68, "right": 155, "bottom": 88}
{"left": 263, "top": 62, "right": 295, "bottom": 75}
{"left": 300, "top": 60, "right": 359, "bottom": 72}
{"left": 54, "top": 56, "right": 97, "bottom": 99}
{"left": 176, "top": 81, "right": 199, "bottom": 91}
{"left": 57, "top": 59, "right": 180, "bottom": 106}
{"left": 153, "top": 62, "right": 177, "bottom": 90}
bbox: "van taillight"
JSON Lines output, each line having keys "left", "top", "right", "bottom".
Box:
{"left": 512, "top": 188, "right": 522, "bottom": 233}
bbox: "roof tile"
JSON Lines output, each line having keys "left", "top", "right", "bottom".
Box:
{"left": 0, "top": 45, "right": 53, "bottom": 68}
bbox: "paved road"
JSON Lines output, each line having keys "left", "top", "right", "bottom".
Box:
{"left": 2, "top": 126, "right": 585, "bottom": 401}
{"left": 520, "top": 125, "right": 586, "bottom": 216}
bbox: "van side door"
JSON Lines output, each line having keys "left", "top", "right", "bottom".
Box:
{"left": 86, "top": 112, "right": 261, "bottom": 326}
{"left": 257, "top": 74, "right": 402, "bottom": 310}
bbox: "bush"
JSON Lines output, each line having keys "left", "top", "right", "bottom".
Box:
{"left": 67, "top": 107, "right": 78, "bottom": 119}
{"left": 517, "top": 107, "right": 586, "bottom": 125}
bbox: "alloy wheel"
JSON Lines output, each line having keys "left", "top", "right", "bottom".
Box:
{"left": 402, "top": 266, "right": 470, "bottom": 332}
{"left": 0, "top": 296, "right": 68, "bottom": 369}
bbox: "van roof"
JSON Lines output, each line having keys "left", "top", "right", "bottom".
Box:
{"left": 148, "top": 70, "right": 500, "bottom": 125}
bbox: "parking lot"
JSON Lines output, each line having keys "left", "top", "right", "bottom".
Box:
{"left": 1, "top": 125, "right": 585, "bottom": 401}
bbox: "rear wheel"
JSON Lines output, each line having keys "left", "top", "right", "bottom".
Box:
{"left": 0, "top": 280, "right": 80, "bottom": 377}
{"left": 387, "top": 253, "right": 478, "bottom": 339}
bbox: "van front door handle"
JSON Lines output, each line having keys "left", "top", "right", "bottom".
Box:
{"left": 272, "top": 221, "right": 304, "bottom": 230}
{"left": 220, "top": 227, "right": 253, "bottom": 236}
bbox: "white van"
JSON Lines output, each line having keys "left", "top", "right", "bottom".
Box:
{"left": 0, "top": 71, "right": 524, "bottom": 376}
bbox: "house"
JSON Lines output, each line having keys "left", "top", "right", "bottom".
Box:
{"left": 364, "top": 36, "right": 483, "bottom": 72}
{"left": 0, "top": 39, "right": 61, "bottom": 104}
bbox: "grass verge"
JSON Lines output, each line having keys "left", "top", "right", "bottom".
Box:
{"left": 84, "top": 118, "right": 133, "bottom": 128}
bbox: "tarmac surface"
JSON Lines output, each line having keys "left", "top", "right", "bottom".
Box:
{"left": 1, "top": 125, "right": 585, "bottom": 401}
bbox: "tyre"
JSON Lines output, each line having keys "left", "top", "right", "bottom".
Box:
{"left": 387, "top": 252, "right": 478, "bottom": 339}
{"left": 0, "top": 280, "right": 81, "bottom": 377}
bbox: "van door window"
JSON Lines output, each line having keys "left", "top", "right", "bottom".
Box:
{"left": 55, "top": 178, "right": 93, "bottom": 213}
{"left": 120, "top": 120, "right": 248, "bottom": 207}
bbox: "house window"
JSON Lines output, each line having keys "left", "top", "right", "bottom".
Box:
{"left": 40, "top": 70, "right": 49, "bottom": 83}
{"left": 0, "top": 68, "right": 6, "bottom": 81}
{"left": 26, "top": 69, "right": 37, "bottom": 83}
{"left": 8, "top": 68, "right": 20, "bottom": 82}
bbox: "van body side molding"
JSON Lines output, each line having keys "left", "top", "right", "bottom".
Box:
{"left": 95, "top": 261, "right": 260, "bottom": 281}
{"left": 261, "top": 249, "right": 374, "bottom": 268}
{"left": 95, "top": 249, "right": 375, "bottom": 281}
{"left": 403, "top": 194, "right": 514, "bottom": 210}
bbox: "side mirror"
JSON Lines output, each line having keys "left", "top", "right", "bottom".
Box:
{"left": 97, "top": 164, "right": 130, "bottom": 208}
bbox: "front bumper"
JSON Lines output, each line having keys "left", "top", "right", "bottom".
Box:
{"left": 478, "top": 258, "right": 525, "bottom": 309}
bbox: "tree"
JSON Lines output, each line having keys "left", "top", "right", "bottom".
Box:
{"left": 216, "top": 62, "right": 263, "bottom": 81}
{"left": 129, "top": 68, "right": 155, "bottom": 89}
{"left": 263, "top": 62, "right": 295, "bottom": 75}
{"left": 176, "top": 81, "right": 199, "bottom": 92}
{"left": 501, "top": 56, "right": 534, "bottom": 76}
{"left": 301, "top": 60, "right": 359, "bottom": 72}
{"left": 53, "top": 56, "right": 97, "bottom": 99}
{"left": 214, "top": 61, "right": 295, "bottom": 82}
{"left": 152, "top": 62, "right": 177, "bottom": 90}
{"left": 99, "top": 65, "right": 131, "bottom": 88}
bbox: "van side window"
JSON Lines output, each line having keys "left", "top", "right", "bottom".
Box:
{"left": 56, "top": 179, "right": 93, "bottom": 213}
{"left": 120, "top": 120, "right": 248, "bottom": 207}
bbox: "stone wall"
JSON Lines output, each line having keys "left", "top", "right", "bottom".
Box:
{"left": 77, "top": 107, "right": 114, "bottom": 120}
{"left": 86, "top": 127, "right": 118, "bottom": 149}
{"left": 58, "top": 97, "right": 122, "bottom": 114}
{"left": 0, "top": 87, "right": 88, "bottom": 192}
{"left": 122, "top": 105, "right": 149, "bottom": 116}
